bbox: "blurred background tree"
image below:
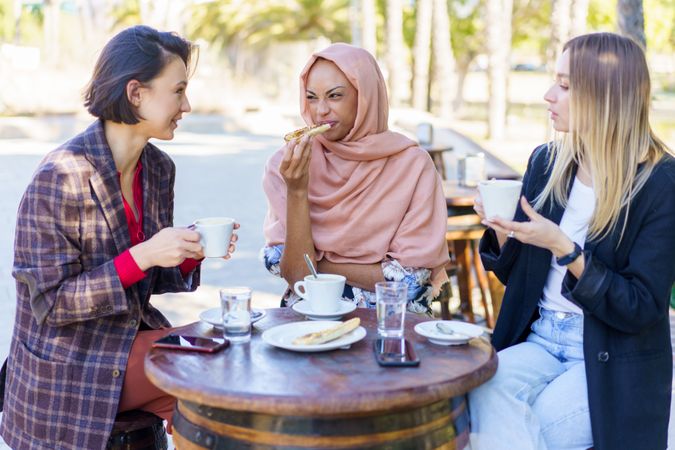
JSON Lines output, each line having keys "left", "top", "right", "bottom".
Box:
{"left": 0, "top": 0, "right": 672, "bottom": 141}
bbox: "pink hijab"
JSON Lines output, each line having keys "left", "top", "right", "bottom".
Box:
{"left": 263, "top": 43, "right": 449, "bottom": 293}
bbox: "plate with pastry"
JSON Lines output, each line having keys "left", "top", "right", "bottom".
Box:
{"left": 261, "top": 318, "right": 366, "bottom": 352}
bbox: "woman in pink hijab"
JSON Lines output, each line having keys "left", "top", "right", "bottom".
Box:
{"left": 262, "top": 43, "right": 449, "bottom": 314}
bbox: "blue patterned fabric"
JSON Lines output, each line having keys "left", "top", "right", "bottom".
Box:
{"left": 262, "top": 244, "right": 433, "bottom": 315}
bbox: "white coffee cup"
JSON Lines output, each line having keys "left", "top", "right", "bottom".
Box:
{"left": 293, "top": 274, "right": 346, "bottom": 314}
{"left": 192, "top": 217, "right": 235, "bottom": 258}
{"left": 478, "top": 179, "right": 523, "bottom": 220}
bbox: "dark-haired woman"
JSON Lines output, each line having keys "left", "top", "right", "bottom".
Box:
{"left": 0, "top": 25, "right": 237, "bottom": 449}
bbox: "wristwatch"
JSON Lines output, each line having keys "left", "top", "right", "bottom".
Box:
{"left": 556, "top": 242, "right": 583, "bottom": 266}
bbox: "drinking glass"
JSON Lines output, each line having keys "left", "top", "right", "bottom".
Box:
{"left": 376, "top": 282, "right": 408, "bottom": 338}
{"left": 220, "top": 287, "right": 252, "bottom": 343}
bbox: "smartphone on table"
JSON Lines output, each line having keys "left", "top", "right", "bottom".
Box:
{"left": 374, "top": 338, "right": 420, "bottom": 367}
{"left": 152, "top": 334, "right": 229, "bottom": 353}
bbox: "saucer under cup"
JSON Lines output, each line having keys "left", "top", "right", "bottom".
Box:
{"left": 291, "top": 300, "right": 356, "bottom": 320}
{"left": 293, "top": 274, "right": 346, "bottom": 314}
{"left": 478, "top": 180, "right": 522, "bottom": 220}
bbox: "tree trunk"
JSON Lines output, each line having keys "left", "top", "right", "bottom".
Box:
{"left": 361, "top": 0, "right": 377, "bottom": 56}
{"left": 431, "top": 0, "right": 455, "bottom": 119}
{"left": 486, "top": 0, "right": 512, "bottom": 140}
{"left": 412, "top": 0, "right": 432, "bottom": 111}
{"left": 385, "top": 0, "right": 408, "bottom": 107}
{"left": 453, "top": 55, "right": 473, "bottom": 111}
{"left": 43, "top": 0, "right": 61, "bottom": 66}
{"left": 617, "top": 0, "right": 646, "bottom": 48}
{"left": 570, "top": 0, "right": 589, "bottom": 37}
{"left": 13, "top": 0, "right": 22, "bottom": 43}
{"left": 77, "top": 0, "right": 115, "bottom": 55}
{"left": 350, "top": 0, "right": 362, "bottom": 47}
{"left": 548, "top": 0, "right": 571, "bottom": 69}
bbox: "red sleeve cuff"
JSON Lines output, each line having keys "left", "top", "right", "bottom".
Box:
{"left": 179, "top": 258, "right": 202, "bottom": 277}
{"left": 114, "top": 250, "right": 147, "bottom": 289}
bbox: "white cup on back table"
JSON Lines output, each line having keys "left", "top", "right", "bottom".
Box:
{"left": 192, "top": 217, "right": 234, "bottom": 258}
{"left": 478, "top": 180, "right": 523, "bottom": 220}
{"left": 293, "top": 274, "right": 346, "bottom": 314}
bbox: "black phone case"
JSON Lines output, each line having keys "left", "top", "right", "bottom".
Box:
{"left": 152, "top": 335, "right": 230, "bottom": 353}
{"left": 373, "top": 339, "right": 420, "bottom": 367}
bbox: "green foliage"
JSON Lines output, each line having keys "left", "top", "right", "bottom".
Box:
{"left": 511, "top": 0, "right": 550, "bottom": 56}
{"left": 187, "top": 0, "right": 350, "bottom": 52}
{"left": 110, "top": 0, "right": 141, "bottom": 30}
{"left": 644, "top": 0, "right": 675, "bottom": 52}
{"left": 587, "top": 0, "right": 615, "bottom": 32}
{"left": 450, "top": 0, "right": 484, "bottom": 64}
{"left": 0, "top": 0, "right": 13, "bottom": 41}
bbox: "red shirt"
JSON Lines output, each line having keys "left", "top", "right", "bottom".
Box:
{"left": 113, "top": 161, "right": 200, "bottom": 288}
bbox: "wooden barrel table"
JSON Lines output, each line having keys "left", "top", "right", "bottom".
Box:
{"left": 145, "top": 308, "right": 497, "bottom": 449}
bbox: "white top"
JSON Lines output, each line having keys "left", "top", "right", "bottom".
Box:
{"left": 539, "top": 177, "right": 595, "bottom": 314}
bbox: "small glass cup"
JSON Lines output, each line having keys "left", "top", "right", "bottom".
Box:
{"left": 220, "top": 287, "right": 252, "bottom": 343}
{"left": 375, "top": 282, "right": 408, "bottom": 338}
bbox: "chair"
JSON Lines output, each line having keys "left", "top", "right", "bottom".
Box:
{"left": 416, "top": 121, "right": 453, "bottom": 181}
{"left": 106, "top": 410, "right": 168, "bottom": 450}
{"left": 445, "top": 214, "right": 500, "bottom": 328}
{"left": 436, "top": 262, "right": 459, "bottom": 320}
{"left": 426, "top": 146, "right": 454, "bottom": 180}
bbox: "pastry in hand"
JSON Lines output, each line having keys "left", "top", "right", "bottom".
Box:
{"left": 283, "top": 123, "right": 331, "bottom": 142}
{"left": 292, "top": 318, "right": 360, "bottom": 345}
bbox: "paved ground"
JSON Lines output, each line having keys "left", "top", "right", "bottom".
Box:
{"left": 0, "top": 114, "right": 672, "bottom": 448}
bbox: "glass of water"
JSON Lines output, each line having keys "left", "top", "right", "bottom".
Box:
{"left": 376, "top": 282, "right": 408, "bottom": 338}
{"left": 220, "top": 287, "right": 252, "bottom": 343}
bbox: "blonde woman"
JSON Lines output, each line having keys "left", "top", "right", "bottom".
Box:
{"left": 468, "top": 33, "right": 675, "bottom": 450}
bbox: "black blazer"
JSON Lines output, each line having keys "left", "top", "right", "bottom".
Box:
{"left": 480, "top": 144, "right": 675, "bottom": 450}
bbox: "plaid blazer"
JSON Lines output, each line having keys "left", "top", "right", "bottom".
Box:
{"left": 0, "top": 120, "right": 201, "bottom": 449}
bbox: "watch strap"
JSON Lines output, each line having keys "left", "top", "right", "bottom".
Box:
{"left": 556, "top": 242, "right": 583, "bottom": 266}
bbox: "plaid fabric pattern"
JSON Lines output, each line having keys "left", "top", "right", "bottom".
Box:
{"left": 0, "top": 120, "right": 200, "bottom": 449}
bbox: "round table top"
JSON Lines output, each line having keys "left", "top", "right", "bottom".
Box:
{"left": 145, "top": 308, "right": 497, "bottom": 417}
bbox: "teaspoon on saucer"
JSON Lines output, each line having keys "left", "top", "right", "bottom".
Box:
{"left": 436, "top": 322, "right": 474, "bottom": 339}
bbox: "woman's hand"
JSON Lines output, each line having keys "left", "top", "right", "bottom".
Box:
{"left": 473, "top": 193, "right": 486, "bottom": 221}
{"left": 130, "top": 227, "right": 203, "bottom": 271}
{"left": 486, "top": 196, "right": 574, "bottom": 257}
{"left": 279, "top": 135, "right": 312, "bottom": 194}
{"left": 220, "top": 222, "right": 240, "bottom": 260}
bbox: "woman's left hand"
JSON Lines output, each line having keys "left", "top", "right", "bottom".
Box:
{"left": 486, "top": 196, "right": 572, "bottom": 254}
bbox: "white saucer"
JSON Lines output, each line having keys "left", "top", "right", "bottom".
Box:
{"left": 261, "top": 321, "right": 366, "bottom": 352}
{"left": 414, "top": 320, "right": 484, "bottom": 346}
{"left": 199, "top": 307, "right": 266, "bottom": 330}
{"left": 291, "top": 300, "right": 357, "bottom": 320}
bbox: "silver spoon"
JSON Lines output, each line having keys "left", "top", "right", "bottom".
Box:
{"left": 303, "top": 254, "right": 319, "bottom": 279}
{"left": 436, "top": 322, "right": 474, "bottom": 339}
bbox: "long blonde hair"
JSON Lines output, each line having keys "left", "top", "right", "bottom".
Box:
{"left": 534, "top": 33, "right": 673, "bottom": 242}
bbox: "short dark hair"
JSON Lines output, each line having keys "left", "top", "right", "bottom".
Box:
{"left": 84, "top": 25, "right": 196, "bottom": 124}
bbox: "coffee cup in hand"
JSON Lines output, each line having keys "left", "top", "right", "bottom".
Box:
{"left": 293, "top": 274, "right": 346, "bottom": 314}
{"left": 192, "top": 217, "right": 235, "bottom": 258}
{"left": 478, "top": 180, "right": 523, "bottom": 220}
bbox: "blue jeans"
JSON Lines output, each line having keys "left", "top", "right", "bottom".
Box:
{"left": 468, "top": 308, "right": 593, "bottom": 450}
